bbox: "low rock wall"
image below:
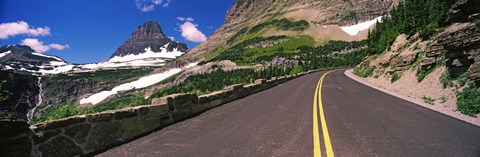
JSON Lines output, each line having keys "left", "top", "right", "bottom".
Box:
{"left": 0, "top": 70, "right": 319, "bottom": 157}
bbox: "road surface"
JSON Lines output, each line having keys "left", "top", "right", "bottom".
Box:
{"left": 98, "top": 70, "right": 480, "bottom": 157}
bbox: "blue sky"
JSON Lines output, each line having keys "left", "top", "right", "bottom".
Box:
{"left": 0, "top": 0, "right": 234, "bottom": 64}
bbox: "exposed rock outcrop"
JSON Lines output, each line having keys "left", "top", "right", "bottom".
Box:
{"left": 110, "top": 21, "right": 188, "bottom": 58}
{"left": 354, "top": 0, "right": 480, "bottom": 112}
{"left": 426, "top": 22, "right": 479, "bottom": 80}
{"left": 444, "top": 0, "right": 480, "bottom": 24}
{"left": 424, "top": 0, "right": 480, "bottom": 81}
{"left": 0, "top": 71, "right": 39, "bottom": 120}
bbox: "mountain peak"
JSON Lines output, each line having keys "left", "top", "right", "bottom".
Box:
{"left": 134, "top": 21, "right": 166, "bottom": 39}
{"left": 110, "top": 21, "right": 188, "bottom": 58}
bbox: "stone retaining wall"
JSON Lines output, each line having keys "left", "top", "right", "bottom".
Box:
{"left": 0, "top": 70, "right": 319, "bottom": 157}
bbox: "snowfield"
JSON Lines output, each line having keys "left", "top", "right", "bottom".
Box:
{"left": 17, "top": 64, "right": 75, "bottom": 74}
{"left": 109, "top": 45, "right": 184, "bottom": 62}
{"left": 341, "top": 16, "right": 383, "bottom": 36}
{"left": 40, "top": 65, "right": 75, "bottom": 74}
{"left": 32, "top": 52, "right": 64, "bottom": 62}
{"left": 78, "top": 44, "right": 184, "bottom": 70}
{"left": 79, "top": 62, "right": 199, "bottom": 105}
{"left": 49, "top": 61, "right": 68, "bottom": 66}
{"left": 79, "top": 68, "right": 182, "bottom": 105}
{"left": 79, "top": 59, "right": 167, "bottom": 69}
{"left": 0, "top": 50, "right": 12, "bottom": 58}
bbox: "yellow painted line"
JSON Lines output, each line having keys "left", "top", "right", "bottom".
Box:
{"left": 318, "top": 71, "right": 334, "bottom": 157}
{"left": 313, "top": 73, "right": 322, "bottom": 157}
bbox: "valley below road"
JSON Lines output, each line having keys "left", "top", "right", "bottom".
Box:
{"left": 97, "top": 70, "right": 480, "bottom": 157}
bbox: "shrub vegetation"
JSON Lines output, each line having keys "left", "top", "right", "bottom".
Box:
{"left": 457, "top": 83, "right": 480, "bottom": 116}
{"left": 367, "top": 0, "right": 455, "bottom": 55}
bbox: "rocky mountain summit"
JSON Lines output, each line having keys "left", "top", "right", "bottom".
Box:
{"left": 110, "top": 21, "right": 188, "bottom": 58}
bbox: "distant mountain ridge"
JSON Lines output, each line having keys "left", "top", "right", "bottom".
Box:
{"left": 0, "top": 45, "right": 66, "bottom": 64}
{"left": 110, "top": 21, "right": 188, "bottom": 58}
{"left": 0, "top": 45, "right": 69, "bottom": 74}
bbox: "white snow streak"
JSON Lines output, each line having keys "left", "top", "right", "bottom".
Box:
{"left": 4, "top": 65, "right": 14, "bottom": 70}
{"left": 185, "top": 62, "right": 198, "bottom": 68}
{"left": 31, "top": 52, "right": 64, "bottom": 62}
{"left": 82, "top": 44, "right": 184, "bottom": 70}
{"left": 79, "top": 68, "right": 182, "bottom": 105}
{"left": 340, "top": 16, "right": 383, "bottom": 36}
{"left": 0, "top": 50, "right": 12, "bottom": 58}
{"left": 31, "top": 64, "right": 75, "bottom": 74}
{"left": 109, "top": 46, "right": 183, "bottom": 62}
{"left": 49, "top": 61, "right": 68, "bottom": 66}
{"left": 79, "top": 62, "right": 199, "bottom": 105}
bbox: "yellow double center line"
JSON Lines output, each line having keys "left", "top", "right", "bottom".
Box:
{"left": 313, "top": 71, "right": 334, "bottom": 157}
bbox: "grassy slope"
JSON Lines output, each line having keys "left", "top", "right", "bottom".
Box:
{"left": 206, "top": 18, "right": 315, "bottom": 65}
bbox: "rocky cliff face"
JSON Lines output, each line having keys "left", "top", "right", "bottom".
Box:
{"left": 426, "top": 22, "right": 480, "bottom": 81}
{"left": 110, "top": 21, "right": 188, "bottom": 58}
{"left": 41, "top": 76, "right": 116, "bottom": 108}
{"left": 357, "top": 0, "right": 480, "bottom": 79}
{"left": 0, "top": 70, "right": 39, "bottom": 120}
{"left": 417, "top": 0, "right": 480, "bottom": 83}
{"left": 355, "top": 0, "right": 480, "bottom": 109}
{"left": 225, "top": 0, "right": 397, "bottom": 26}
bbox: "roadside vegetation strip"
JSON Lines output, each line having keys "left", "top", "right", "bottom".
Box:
{"left": 313, "top": 71, "right": 335, "bottom": 157}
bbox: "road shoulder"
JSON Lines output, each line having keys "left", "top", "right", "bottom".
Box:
{"left": 344, "top": 69, "right": 480, "bottom": 127}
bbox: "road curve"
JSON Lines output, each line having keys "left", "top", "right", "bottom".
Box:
{"left": 97, "top": 70, "right": 480, "bottom": 157}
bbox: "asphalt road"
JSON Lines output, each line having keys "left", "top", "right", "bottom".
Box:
{"left": 98, "top": 70, "right": 480, "bottom": 157}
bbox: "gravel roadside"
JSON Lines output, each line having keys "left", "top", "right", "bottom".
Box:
{"left": 344, "top": 69, "right": 480, "bottom": 127}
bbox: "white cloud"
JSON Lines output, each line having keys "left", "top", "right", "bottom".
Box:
{"left": 179, "top": 21, "right": 207, "bottom": 43}
{"left": 177, "top": 17, "right": 194, "bottom": 22}
{"left": 168, "top": 36, "right": 175, "bottom": 41}
{"left": 162, "top": 0, "right": 171, "bottom": 7}
{"left": 142, "top": 4, "right": 155, "bottom": 12}
{"left": 135, "top": 0, "right": 171, "bottom": 12}
{"left": 0, "top": 21, "right": 51, "bottom": 39}
{"left": 49, "top": 43, "right": 70, "bottom": 50}
{"left": 21, "top": 38, "right": 49, "bottom": 53}
{"left": 21, "top": 38, "right": 69, "bottom": 53}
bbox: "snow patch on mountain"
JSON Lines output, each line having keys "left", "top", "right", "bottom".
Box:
{"left": 109, "top": 44, "right": 184, "bottom": 62}
{"left": 79, "top": 43, "right": 185, "bottom": 70}
{"left": 341, "top": 16, "right": 383, "bottom": 36}
{"left": 31, "top": 52, "right": 64, "bottom": 62}
{"left": 82, "top": 68, "right": 173, "bottom": 104}
{"left": 79, "top": 62, "right": 199, "bottom": 105}
{"left": 49, "top": 61, "right": 68, "bottom": 66}
{"left": 0, "top": 50, "right": 11, "bottom": 58}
